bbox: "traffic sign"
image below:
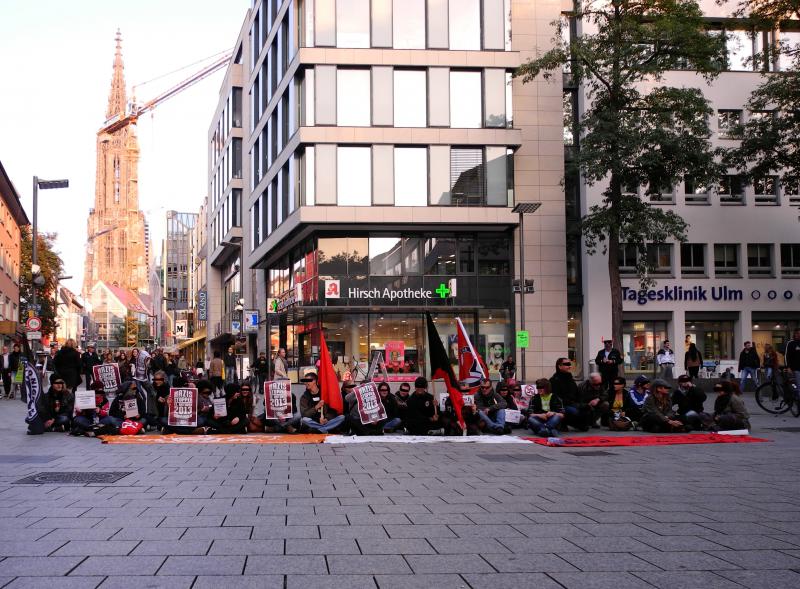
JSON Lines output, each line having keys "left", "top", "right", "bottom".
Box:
{"left": 26, "top": 317, "right": 42, "bottom": 331}
{"left": 26, "top": 331, "right": 42, "bottom": 340}
{"left": 516, "top": 330, "right": 530, "bottom": 349}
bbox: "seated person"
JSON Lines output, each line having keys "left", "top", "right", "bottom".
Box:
{"left": 261, "top": 391, "right": 300, "bottom": 433}
{"left": 627, "top": 375, "right": 651, "bottom": 422}
{"left": 40, "top": 375, "right": 75, "bottom": 433}
{"left": 299, "top": 372, "right": 345, "bottom": 433}
{"left": 550, "top": 357, "right": 581, "bottom": 430}
{"left": 395, "top": 382, "right": 411, "bottom": 423}
{"left": 577, "top": 372, "right": 610, "bottom": 428}
{"left": 378, "top": 383, "right": 403, "bottom": 433}
{"left": 474, "top": 377, "right": 507, "bottom": 434}
{"left": 214, "top": 383, "right": 249, "bottom": 434}
{"left": 340, "top": 381, "right": 357, "bottom": 432}
{"left": 151, "top": 370, "right": 171, "bottom": 429}
{"left": 345, "top": 383, "right": 384, "bottom": 436}
{"left": 496, "top": 382, "right": 521, "bottom": 428}
{"left": 441, "top": 384, "right": 481, "bottom": 436}
{"left": 109, "top": 381, "right": 148, "bottom": 431}
{"left": 640, "top": 379, "right": 685, "bottom": 433}
{"left": 72, "top": 382, "right": 115, "bottom": 437}
{"left": 712, "top": 381, "right": 751, "bottom": 431}
{"left": 527, "top": 378, "right": 564, "bottom": 437}
{"left": 404, "top": 377, "right": 440, "bottom": 435}
{"left": 601, "top": 376, "right": 634, "bottom": 431}
{"left": 672, "top": 374, "right": 711, "bottom": 430}
{"left": 196, "top": 380, "right": 221, "bottom": 431}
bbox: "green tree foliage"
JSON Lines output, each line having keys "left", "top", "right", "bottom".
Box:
{"left": 727, "top": 1, "right": 799, "bottom": 189}
{"left": 516, "top": 0, "right": 725, "bottom": 346}
{"left": 19, "top": 226, "right": 65, "bottom": 338}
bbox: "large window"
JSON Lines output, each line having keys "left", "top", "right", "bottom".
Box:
{"left": 450, "top": 71, "right": 482, "bottom": 128}
{"left": 393, "top": 0, "right": 425, "bottom": 49}
{"left": 450, "top": 148, "right": 485, "bottom": 205}
{"left": 747, "top": 244, "right": 773, "bottom": 277}
{"left": 726, "top": 29, "right": 754, "bottom": 71}
{"left": 646, "top": 244, "right": 673, "bottom": 275}
{"left": 337, "top": 147, "right": 371, "bottom": 205}
{"left": 718, "top": 175, "right": 744, "bottom": 204}
{"left": 680, "top": 244, "right": 706, "bottom": 276}
{"left": 718, "top": 110, "right": 742, "bottom": 140}
{"left": 424, "top": 238, "right": 457, "bottom": 275}
{"left": 781, "top": 244, "right": 800, "bottom": 276}
{"left": 394, "top": 147, "right": 428, "bottom": 206}
{"left": 449, "top": 0, "right": 481, "bottom": 50}
{"left": 336, "top": 0, "right": 370, "bottom": 48}
{"left": 369, "top": 237, "right": 403, "bottom": 275}
{"left": 619, "top": 244, "right": 638, "bottom": 275}
{"left": 714, "top": 244, "right": 740, "bottom": 276}
{"left": 684, "top": 176, "right": 709, "bottom": 204}
{"left": 337, "top": 69, "right": 371, "bottom": 126}
{"left": 393, "top": 70, "right": 427, "bottom": 127}
{"left": 754, "top": 175, "right": 778, "bottom": 205}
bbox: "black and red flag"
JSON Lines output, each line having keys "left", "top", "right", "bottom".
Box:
{"left": 425, "top": 312, "right": 465, "bottom": 428}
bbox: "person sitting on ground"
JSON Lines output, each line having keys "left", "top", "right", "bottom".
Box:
{"left": 72, "top": 382, "right": 115, "bottom": 437}
{"left": 340, "top": 381, "right": 357, "bottom": 432}
{"left": 378, "top": 382, "right": 403, "bottom": 433}
{"left": 496, "top": 382, "right": 521, "bottom": 429}
{"left": 640, "top": 379, "right": 686, "bottom": 433}
{"left": 40, "top": 375, "right": 75, "bottom": 432}
{"left": 474, "top": 377, "right": 507, "bottom": 434}
{"left": 261, "top": 389, "right": 300, "bottom": 434}
{"left": 526, "top": 378, "right": 565, "bottom": 438}
{"left": 213, "top": 383, "right": 249, "bottom": 434}
{"left": 395, "top": 382, "right": 411, "bottom": 423}
{"left": 628, "top": 375, "right": 650, "bottom": 423}
{"left": 601, "top": 376, "right": 634, "bottom": 431}
{"left": 345, "top": 382, "right": 383, "bottom": 436}
{"left": 299, "top": 372, "right": 346, "bottom": 433}
{"left": 576, "top": 372, "right": 610, "bottom": 429}
{"left": 672, "top": 374, "right": 710, "bottom": 431}
{"left": 109, "top": 381, "right": 147, "bottom": 432}
{"left": 441, "top": 384, "right": 480, "bottom": 435}
{"left": 549, "top": 357, "right": 580, "bottom": 431}
{"left": 196, "top": 380, "right": 220, "bottom": 432}
{"left": 151, "top": 370, "right": 171, "bottom": 429}
{"left": 404, "top": 376, "right": 440, "bottom": 435}
{"left": 711, "top": 381, "right": 751, "bottom": 431}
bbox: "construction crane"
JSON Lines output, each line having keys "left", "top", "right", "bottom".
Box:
{"left": 98, "top": 50, "right": 233, "bottom": 136}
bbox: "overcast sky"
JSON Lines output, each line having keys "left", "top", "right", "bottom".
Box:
{"left": 0, "top": 0, "right": 250, "bottom": 296}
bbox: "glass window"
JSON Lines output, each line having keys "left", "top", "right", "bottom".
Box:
{"left": 718, "top": 110, "right": 742, "bottom": 139}
{"left": 450, "top": 148, "right": 485, "bottom": 205}
{"left": 485, "top": 146, "right": 510, "bottom": 206}
{"left": 371, "top": 0, "right": 392, "bottom": 47}
{"left": 718, "top": 174, "right": 744, "bottom": 204}
{"left": 424, "top": 238, "right": 457, "bottom": 275}
{"left": 619, "top": 243, "right": 638, "bottom": 275}
{"left": 337, "top": 147, "right": 371, "bottom": 206}
{"left": 393, "top": 70, "right": 427, "bottom": 127}
{"left": 450, "top": 71, "right": 482, "bottom": 128}
{"left": 428, "top": 68, "right": 450, "bottom": 127}
{"left": 315, "top": 65, "right": 336, "bottom": 125}
{"left": 318, "top": 237, "right": 368, "bottom": 277}
{"left": 337, "top": 69, "right": 371, "bottom": 126}
{"left": 754, "top": 175, "right": 778, "bottom": 204}
{"left": 300, "top": 147, "right": 315, "bottom": 205}
{"left": 372, "top": 67, "right": 393, "bottom": 126}
{"left": 784, "top": 178, "right": 800, "bottom": 206}
{"left": 449, "top": 0, "right": 481, "bottom": 50}
{"left": 686, "top": 320, "right": 735, "bottom": 364}
{"left": 427, "top": 0, "right": 449, "bottom": 49}
{"left": 393, "top": 0, "right": 425, "bottom": 49}
{"left": 726, "top": 28, "right": 754, "bottom": 71}
{"left": 714, "top": 244, "right": 740, "bottom": 276}
{"left": 372, "top": 144, "right": 394, "bottom": 205}
{"left": 478, "top": 235, "right": 510, "bottom": 275}
{"left": 315, "top": 0, "right": 335, "bottom": 46}
{"left": 336, "top": 0, "right": 369, "bottom": 48}
{"left": 622, "top": 321, "right": 668, "bottom": 377}
{"left": 781, "top": 244, "right": 800, "bottom": 276}
{"left": 747, "top": 244, "right": 773, "bottom": 276}
{"left": 394, "top": 147, "right": 428, "bottom": 206}
{"left": 680, "top": 243, "right": 706, "bottom": 276}
{"left": 458, "top": 237, "right": 475, "bottom": 273}
{"left": 403, "top": 237, "right": 422, "bottom": 274}
{"left": 369, "top": 237, "right": 403, "bottom": 275}
{"left": 645, "top": 244, "right": 672, "bottom": 275}
{"left": 684, "top": 176, "right": 709, "bottom": 204}
{"left": 315, "top": 144, "right": 336, "bottom": 204}
{"left": 778, "top": 31, "right": 800, "bottom": 71}
{"left": 484, "top": 69, "right": 507, "bottom": 128}
{"left": 483, "top": 0, "right": 505, "bottom": 50}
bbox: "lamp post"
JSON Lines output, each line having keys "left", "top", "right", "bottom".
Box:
{"left": 31, "top": 177, "right": 69, "bottom": 310}
{"left": 511, "top": 202, "right": 542, "bottom": 382}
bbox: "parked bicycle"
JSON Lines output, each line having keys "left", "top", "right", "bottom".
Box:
{"left": 755, "top": 367, "right": 800, "bottom": 417}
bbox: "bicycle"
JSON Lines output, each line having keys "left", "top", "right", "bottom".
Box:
{"left": 755, "top": 368, "right": 800, "bottom": 417}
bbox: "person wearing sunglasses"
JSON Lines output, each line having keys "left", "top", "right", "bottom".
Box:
{"left": 475, "top": 377, "right": 507, "bottom": 434}
{"left": 549, "top": 357, "right": 580, "bottom": 431}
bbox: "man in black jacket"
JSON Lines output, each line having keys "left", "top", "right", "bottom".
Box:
{"left": 474, "top": 378, "right": 507, "bottom": 434}
{"left": 672, "top": 374, "right": 710, "bottom": 430}
{"left": 550, "top": 357, "right": 580, "bottom": 430}
{"left": 576, "top": 373, "right": 610, "bottom": 429}
{"left": 594, "top": 340, "right": 623, "bottom": 390}
{"left": 81, "top": 345, "right": 101, "bottom": 390}
{"left": 737, "top": 341, "right": 761, "bottom": 389}
{"left": 405, "top": 377, "right": 439, "bottom": 435}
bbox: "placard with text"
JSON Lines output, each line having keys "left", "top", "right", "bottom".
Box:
{"left": 354, "top": 382, "right": 387, "bottom": 425}
{"left": 92, "top": 363, "right": 121, "bottom": 394}
{"left": 264, "top": 380, "right": 292, "bottom": 419}
{"left": 168, "top": 387, "right": 198, "bottom": 427}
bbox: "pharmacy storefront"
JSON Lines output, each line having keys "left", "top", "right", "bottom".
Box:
{"left": 265, "top": 233, "right": 515, "bottom": 383}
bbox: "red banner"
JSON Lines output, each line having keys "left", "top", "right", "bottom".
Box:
{"left": 265, "top": 380, "right": 293, "bottom": 419}
{"left": 92, "top": 363, "right": 121, "bottom": 394}
{"left": 354, "top": 382, "right": 387, "bottom": 425}
{"left": 167, "top": 387, "right": 198, "bottom": 427}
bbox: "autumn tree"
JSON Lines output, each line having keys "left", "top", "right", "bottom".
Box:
{"left": 19, "top": 226, "right": 65, "bottom": 338}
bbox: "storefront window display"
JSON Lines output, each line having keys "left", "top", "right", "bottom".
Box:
{"left": 752, "top": 315, "right": 800, "bottom": 359}
{"left": 567, "top": 311, "right": 583, "bottom": 379}
{"left": 622, "top": 320, "right": 668, "bottom": 377}
{"left": 684, "top": 319, "right": 735, "bottom": 368}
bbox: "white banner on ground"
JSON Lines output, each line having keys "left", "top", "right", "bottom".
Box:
{"left": 324, "top": 434, "right": 532, "bottom": 444}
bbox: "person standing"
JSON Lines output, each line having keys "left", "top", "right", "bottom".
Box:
{"left": 656, "top": 340, "right": 676, "bottom": 380}
{"left": 763, "top": 343, "right": 779, "bottom": 382}
{"left": 737, "top": 341, "right": 761, "bottom": 389}
{"left": 6, "top": 343, "right": 22, "bottom": 399}
{"left": 224, "top": 345, "right": 237, "bottom": 384}
{"left": 684, "top": 342, "right": 703, "bottom": 379}
{"left": 273, "top": 347, "right": 289, "bottom": 380}
{"left": 784, "top": 328, "right": 800, "bottom": 382}
{"left": 253, "top": 351, "right": 270, "bottom": 393}
{"left": 81, "top": 345, "right": 101, "bottom": 390}
{"left": 0, "top": 345, "right": 11, "bottom": 398}
{"left": 53, "top": 339, "right": 82, "bottom": 393}
{"left": 209, "top": 351, "right": 225, "bottom": 392}
{"left": 499, "top": 355, "right": 516, "bottom": 382}
{"left": 594, "top": 340, "right": 623, "bottom": 390}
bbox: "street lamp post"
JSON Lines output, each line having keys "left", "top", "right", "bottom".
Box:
{"left": 511, "top": 202, "right": 542, "bottom": 382}
{"left": 31, "top": 177, "right": 69, "bottom": 311}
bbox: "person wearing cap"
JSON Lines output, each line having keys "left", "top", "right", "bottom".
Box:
{"left": 81, "top": 344, "right": 101, "bottom": 390}
{"left": 72, "top": 382, "right": 114, "bottom": 437}
{"left": 672, "top": 374, "right": 710, "bottom": 430}
{"left": 299, "top": 372, "right": 346, "bottom": 433}
{"left": 475, "top": 377, "right": 507, "bottom": 434}
{"left": 594, "top": 340, "right": 623, "bottom": 390}
{"left": 641, "top": 379, "right": 686, "bottom": 432}
{"left": 576, "top": 372, "right": 610, "bottom": 429}
{"left": 405, "top": 376, "right": 440, "bottom": 435}
{"left": 550, "top": 357, "right": 580, "bottom": 430}
{"left": 628, "top": 375, "right": 650, "bottom": 423}
{"left": 39, "top": 375, "right": 75, "bottom": 432}
{"left": 711, "top": 381, "right": 750, "bottom": 431}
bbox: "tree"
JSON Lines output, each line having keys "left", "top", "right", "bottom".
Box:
{"left": 727, "top": 1, "right": 800, "bottom": 191}
{"left": 19, "top": 226, "right": 65, "bottom": 338}
{"left": 516, "top": 0, "right": 725, "bottom": 346}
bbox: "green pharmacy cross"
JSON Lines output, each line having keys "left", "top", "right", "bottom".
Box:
{"left": 435, "top": 283, "right": 451, "bottom": 299}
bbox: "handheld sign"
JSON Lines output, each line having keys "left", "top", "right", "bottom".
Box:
{"left": 92, "top": 363, "right": 121, "bottom": 394}
{"left": 504, "top": 409, "right": 522, "bottom": 424}
{"left": 354, "top": 382, "right": 387, "bottom": 424}
{"left": 264, "top": 380, "right": 293, "bottom": 419}
{"left": 212, "top": 397, "right": 227, "bottom": 418}
{"left": 167, "top": 387, "right": 198, "bottom": 427}
{"left": 462, "top": 394, "right": 475, "bottom": 407}
{"left": 123, "top": 399, "right": 139, "bottom": 419}
{"left": 75, "top": 389, "right": 96, "bottom": 411}
{"left": 514, "top": 383, "right": 537, "bottom": 411}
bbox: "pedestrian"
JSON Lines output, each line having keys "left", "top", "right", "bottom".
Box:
{"left": 602, "top": 376, "right": 634, "bottom": 431}
{"left": 737, "top": 341, "right": 760, "bottom": 389}
{"left": 474, "top": 377, "right": 508, "bottom": 434}
{"left": 404, "top": 376, "right": 440, "bottom": 435}
{"left": 711, "top": 381, "right": 750, "bottom": 431}
{"left": 40, "top": 375, "right": 75, "bottom": 432}
{"left": 594, "top": 339, "right": 623, "bottom": 390}
{"left": 656, "top": 340, "right": 676, "bottom": 380}
{"left": 499, "top": 355, "right": 516, "bottom": 382}
{"left": 254, "top": 351, "right": 270, "bottom": 392}
{"left": 0, "top": 345, "right": 11, "bottom": 398}
{"left": 53, "top": 339, "right": 82, "bottom": 393}
{"left": 763, "top": 343, "right": 779, "bottom": 382}
{"left": 784, "top": 328, "right": 800, "bottom": 383}
{"left": 672, "top": 374, "right": 710, "bottom": 431}
{"left": 224, "top": 345, "right": 237, "bottom": 384}
{"left": 299, "top": 372, "right": 345, "bottom": 433}
{"left": 576, "top": 372, "right": 610, "bottom": 428}
{"left": 627, "top": 375, "right": 650, "bottom": 423}
{"left": 81, "top": 344, "right": 101, "bottom": 390}
{"left": 685, "top": 342, "right": 703, "bottom": 378}
{"left": 6, "top": 343, "right": 22, "bottom": 399}
{"left": 273, "top": 347, "right": 289, "bottom": 380}
{"left": 71, "top": 383, "right": 116, "bottom": 437}
{"left": 209, "top": 350, "right": 224, "bottom": 392}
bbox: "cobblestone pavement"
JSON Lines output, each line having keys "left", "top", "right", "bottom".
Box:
{"left": 0, "top": 395, "right": 799, "bottom": 589}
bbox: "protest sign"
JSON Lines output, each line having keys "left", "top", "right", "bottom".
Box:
{"left": 504, "top": 409, "right": 522, "bottom": 424}
{"left": 123, "top": 399, "right": 139, "bottom": 418}
{"left": 514, "top": 383, "right": 537, "bottom": 411}
{"left": 212, "top": 397, "right": 227, "bottom": 417}
{"left": 439, "top": 391, "right": 449, "bottom": 411}
{"left": 75, "top": 389, "right": 96, "bottom": 411}
{"left": 463, "top": 394, "right": 475, "bottom": 407}
{"left": 92, "top": 363, "right": 121, "bottom": 394}
{"left": 354, "top": 382, "right": 387, "bottom": 424}
{"left": 168, "top": 387, "right": 198, "bottom": 427}
{"left": 264, "top": 380, "right": 293, "bottom": 419}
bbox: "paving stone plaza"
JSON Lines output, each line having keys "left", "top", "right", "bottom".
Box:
{"left": 1, "top": 399, "right": 799, "bottom": 589}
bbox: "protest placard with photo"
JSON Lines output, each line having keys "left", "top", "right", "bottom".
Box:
{"left": 212, "top": 397, "right": 227, "bottom": 418}
{"left": 168, "top": 387, "right": 198, "bottom": 427}
{"left": 123, "top": 399, "right": 139, "bottom": 418}
{"left": 354, "top": 382, "right": 387, "bottom": 424}
{"left": 92, "top": 363, "right": 121, "bottom": 394}
{"left": 504, "top": 409, "right": 522, "bottom": 424}
{"left": 462, "top": 394, "right": 475, "bottom": 407}
{"left": 264, "top": 380, "right": 292, "bottom": 419}
{"left": 75, "top": 389, "right": 96, "bottom": 411}
{"left": 514, "top": 383, "right": 537, "bottom": 411}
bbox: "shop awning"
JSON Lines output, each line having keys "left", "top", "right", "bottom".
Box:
{"left": 178, "top": 334, "right": 206, "bottom": 350}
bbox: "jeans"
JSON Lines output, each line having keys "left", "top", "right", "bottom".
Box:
{"left": 659, "top": 364, "right": 674, "bottom": 380}
{"left": 527, "top": 414, "right": 562, "bottom": 436}
{"left": 740, "top": 367, "right": 759, "bottom": 387}
{"left": 48, "top": 414, "right": 71, "bottom": 431}
{"left": 765, "top": 367, "right": 773, "bottom": 381}
{"left": 302, "top": 415, "right": 345, "bottom": 433}
{"left": 74, "top": 415, "right": 117, "bottom": 434}
{"left": 478, "top": 409, "right": 506, "bottom": 432}
{"left": 382, "top": 417, "right": 403, "bottom": 432}
{"left": 263, "top": 415, "right": 302, "bottom": 432}
{"left": 225, "top": 367, "right": 236, "bottom": 384}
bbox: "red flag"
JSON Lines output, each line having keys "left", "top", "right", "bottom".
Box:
{"left": 426, "top": 313, "right": 466, "bottom": 428}
{"left": 318, "top": 330, "right": 343, "bottom": 414}
{"left": 456, "top": 317, "right": 487, "bottom": 386}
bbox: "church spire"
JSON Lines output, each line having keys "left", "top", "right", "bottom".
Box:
{"left": 106, "top": 29, "right": 127, "bottom": 119}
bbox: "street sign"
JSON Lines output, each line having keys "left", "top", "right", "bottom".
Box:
{"left": 26, "top": 317, "right": 42, "bottom": 331}
{"left": 244, "top": 310, "right": 259, "bottom": 333}
{"left": 197, "top": 290, "right": 207, "bottom": 321}
{"left": 26, "top": 331, "right": 42, "bottom": 340}
{"left": 174, "top": 320, "right": 188, "bottom": 339}
{"left": 266, "top": 298, "right": 278, "bottom": 313}
{"left": 231, "top": 320, "right": 241, "bottom": 334}
{"left": 516, "top": 330, "right": 530, "bottom": 349}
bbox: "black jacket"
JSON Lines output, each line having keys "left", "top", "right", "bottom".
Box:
{"left": 550, "top": 371, "right": 578, "bottom": 406}
{"left": 406, "top": 392, "right": 436, "bottom": 420}
{"left": 577, "top": 380, "right": 605, "bottom": 405}
{"left": 738, "top": 348, "right": 760, "bottom": 371}
{"left": 594, "top": 348, "right": 623, "bottom": 375}
{"left": 299, "top": 390, "right": 339, "bottom": 420}
{"left": 53, "top": 347, "right": 82, "bottom": 388}
{"left": 153, "top": 382, "right": 171, "bottom": 418}
{"left": 474, "top": 390, "right": 507, "bottom": 413}
{"left": 530, "top": 393, "right": 564, "bottom": 415}
{"left": 81, "top": 352, "right": 101, "bottom": 373}
{"left": 254, "top": 357, "right": 270, "bottom": 375}
{"left": 8, "top": 351, "right": 21, "bottom": 372}
{"left": 40, "top": 387, "right": 75, "bottom": 421}
{"left": 784, "top": 339, "right": 800, "bottom": 371}
{"left": 672, "top": 385, "right": 707, "bottom": 415}
{"left": 381, "top": 392, "right": 401, "bottom": 419}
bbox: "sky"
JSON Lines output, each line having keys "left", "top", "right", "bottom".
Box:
{"left": 0, "top": 0, "right": 251, "bottom": 296}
